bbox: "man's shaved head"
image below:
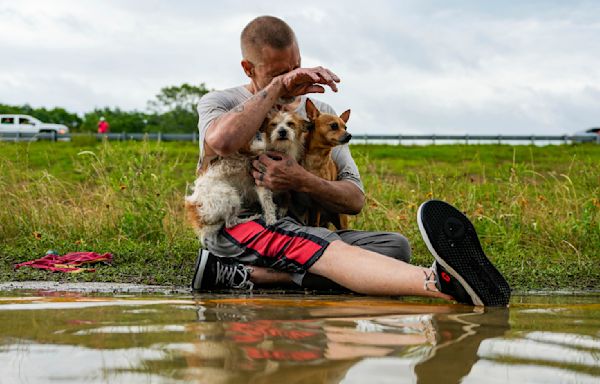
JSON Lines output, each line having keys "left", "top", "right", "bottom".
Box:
{"left": 241, "top": 16, "right": 297, "bottom": 63}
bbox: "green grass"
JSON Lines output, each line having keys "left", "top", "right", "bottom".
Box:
{"left": 0, "top": 140, "right": 598, "bottom": 290}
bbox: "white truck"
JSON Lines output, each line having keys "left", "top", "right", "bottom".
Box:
{"left": 0, "top": 114, "right": 70, "bottom": 141}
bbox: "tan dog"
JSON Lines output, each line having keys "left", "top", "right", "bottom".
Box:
{"left": 303, "top": 98, "right": 352, "bottom": 229}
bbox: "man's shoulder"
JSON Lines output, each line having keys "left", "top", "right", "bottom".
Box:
{"left": 198, "top": 85, "right": 250, "bottom": 109}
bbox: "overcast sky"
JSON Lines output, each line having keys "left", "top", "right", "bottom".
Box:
{"left": 1, "top": 0, "right": 599, "bottom": 134}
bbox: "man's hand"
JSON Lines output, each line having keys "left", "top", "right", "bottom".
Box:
{"left": 252, "top": 152, "right": 307, "bottom": 191}
{"left": 253, "top": 151, "right": 364, "bottom": 215}
{"left": 277, "top": 67, "right": 340, "bottom": 99}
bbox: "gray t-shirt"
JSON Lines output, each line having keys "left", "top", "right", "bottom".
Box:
{"left": 196, "top": 85, "right": 363, "bottom": 192}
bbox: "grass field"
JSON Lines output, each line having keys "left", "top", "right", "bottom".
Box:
{"left": 0, "top": 139, "right": 598, "bottom": 291}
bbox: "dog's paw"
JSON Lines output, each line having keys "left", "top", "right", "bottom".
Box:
{"left": 277, "top": 206, "right": 288, "bottom": 219}
{"left": 263, "top": 212, "right": 277, "bottom": 226}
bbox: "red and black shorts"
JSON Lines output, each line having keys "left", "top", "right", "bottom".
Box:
{"left": 204, "top": 217, "right": 342, "bottom": 274}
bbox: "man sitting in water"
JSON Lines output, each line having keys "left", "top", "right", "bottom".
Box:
{"left": 191, "top": 15, "right": 510, "bottom": 306}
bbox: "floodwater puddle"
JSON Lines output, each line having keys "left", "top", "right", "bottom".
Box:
{"left": 0, "top": 292, "right": 599, "bottom": 383}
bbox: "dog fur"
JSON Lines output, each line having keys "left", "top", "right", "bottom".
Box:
{"left": 303, "top": 98, "right": 352, "bottom": 229}
{"left": 185, "top": 110, "right": 306, "bottom": 244}
{"left": 256, "top": 110, "right": 307, "bottom": 220}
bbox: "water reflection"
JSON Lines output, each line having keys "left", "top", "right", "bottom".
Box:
{"left": 185, "top": 299, "right": 510, "bottom": 384}
{"left": 0, "top": 294, "right": 599, "bottom": 383}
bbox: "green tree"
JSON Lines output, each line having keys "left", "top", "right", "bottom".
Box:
{"left": 146, "top": 83, "right": 211, "bottom": 133}
{"left": 81, "top": 108, "right": 152, "bottom": 133}
{"left": 1, "top": 82, "right": 212, "bottom": 134}
{"left": 147, "top": 83, "right": 210, "bottom": 114}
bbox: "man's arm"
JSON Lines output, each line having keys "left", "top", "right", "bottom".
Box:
{"left": 204, "top": 83, "right": 280, "bottom": 157}
{"left": 300, "top": 172, "right": 365, "bottom": 215}
{"left": 204, "top": 68, "right": 340, "bottom": 158}
{"left": 252, "top": 152, "right": 365, "bottom": 214}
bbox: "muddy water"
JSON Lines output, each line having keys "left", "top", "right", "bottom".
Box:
{"left": 0, "top": 292, "right": 598, "bottom": 384}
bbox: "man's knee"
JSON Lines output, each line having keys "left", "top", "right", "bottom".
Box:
{"left": 385, "top": 233, "right": 412, "bottom": 263}
{"left": 339, "top": 230, "right": 413, "bottom": 263}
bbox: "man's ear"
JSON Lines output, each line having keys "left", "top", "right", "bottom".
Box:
{"left": 340, "top": 109, "right": 351, "bottom": 124}
{"left": 241, "top": 60, "right": 254, "bottom": 78}
{"left": 305, "top": 98, "right": 320, "bottom": 121}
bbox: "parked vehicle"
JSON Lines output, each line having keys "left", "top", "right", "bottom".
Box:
{"left": 0, "top": 114, "right": 70, "bottom": 141}
{"left": 573, "top": 127, "right": 600, "bottom": 143}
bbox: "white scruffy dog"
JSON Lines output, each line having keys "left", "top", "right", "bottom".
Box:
{"left": 185, "top": 110, "right": 306, "bottom": 244}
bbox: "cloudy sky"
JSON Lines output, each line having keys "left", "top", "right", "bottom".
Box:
{"left": 1, "top": 0, "right": 599, "bottom": 134}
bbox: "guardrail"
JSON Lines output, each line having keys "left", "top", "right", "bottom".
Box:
{"left": 1, "top": 131, "right": 599, "bottom": 144}
{"left": 351, "top": 134, "right": 600, "bottom": 145}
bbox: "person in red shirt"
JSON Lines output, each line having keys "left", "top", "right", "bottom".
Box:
{"left": 97, "top": 117, "right": 110, "bottom": 134}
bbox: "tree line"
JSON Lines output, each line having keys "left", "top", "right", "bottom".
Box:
{"left": 0, "top": 83, "right": 210, "bottom": 133}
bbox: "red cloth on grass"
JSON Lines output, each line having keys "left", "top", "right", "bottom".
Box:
{"left": 14, "top": 252, "right": 113, "bottom": 273}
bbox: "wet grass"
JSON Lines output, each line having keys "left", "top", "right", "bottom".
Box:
{"left": 0, "top": 140, "right": 598, "bottom": 290}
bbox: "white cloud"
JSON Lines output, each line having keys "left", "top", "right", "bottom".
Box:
{"left": 1, "top": 0, "right": 599, "bottom": 134}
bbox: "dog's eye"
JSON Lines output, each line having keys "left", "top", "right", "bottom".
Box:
{"left": 287, "top": 121, "right": 295, "bottom": 128}
{"left": 330, "top": 123, "right": 339, "bottom": 130}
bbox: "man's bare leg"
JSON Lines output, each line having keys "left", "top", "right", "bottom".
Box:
{"left": 309, "top": 240, "right": 452, "bottom": 300}
{"left": 246, "top": 240, "right": 449, "bottom": 299}
{"left": 249, "top": 267, "right": 295, "bottom": 285}
{"left": 196, "top": 243, "right": 448, "bottom": 299}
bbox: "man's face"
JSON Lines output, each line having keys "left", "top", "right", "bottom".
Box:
{"left": 246, "top": 43, "right": 301, "bottom": 90}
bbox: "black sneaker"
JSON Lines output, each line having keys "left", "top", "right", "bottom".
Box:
{"left": 430, "top": 261, "right": 474, "bottom": 305}
{"left": 417, "top": 200, "right": 511, "bottom": 306}
{"left": 191, "top": 249, "right": 254, "bottom": 291}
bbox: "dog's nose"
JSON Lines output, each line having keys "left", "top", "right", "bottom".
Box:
{"left": 340, "top": 132, "right": 352, "bottom": 144}
{"left": 277, "top": 129, "right": 288, "bottom": 139}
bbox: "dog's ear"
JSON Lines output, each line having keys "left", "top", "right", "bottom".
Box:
{"left": 259, "top": 120, "right": 267, "bottom": 132}
{"left": 266, "top": 109, "right": 278, "bottom": 120}
{"left": 302, "top": 120, "right": 315, "bottom": 132}
{"left": 340, "top": 109, "right": 351, "bottom": 124}
{"left": 305, "top": 98, "right": 320, "bottom": 121}
{"left": 260, "top": 114, "right": 272, "bottom": 133}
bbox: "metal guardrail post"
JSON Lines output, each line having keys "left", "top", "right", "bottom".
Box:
{"left": 158, "top": 132, "right": 162, "bottom": 142}
{"left": 192, "top": 131, "right": 197, "bottom": 143}
{"left": 398, "top": 134, "right": 402, "bottom": 145}
{"left": 15, "top": 131, "right": 20, "bottom": 142}
{"left": 465, "top": 134, "right": 469, "bottom": 145}
{"left": 121, "top": 131, "right": 126, "bottom": 141}
{"left": 52, "top": 131, "right": 57, "bottom": 142}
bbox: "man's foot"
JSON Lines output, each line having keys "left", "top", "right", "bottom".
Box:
{"left": 417, "top": 200, "right": 511, "bottom": 306}
{"left": 191, "top": 249, "right": 254, "bottom": 291}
